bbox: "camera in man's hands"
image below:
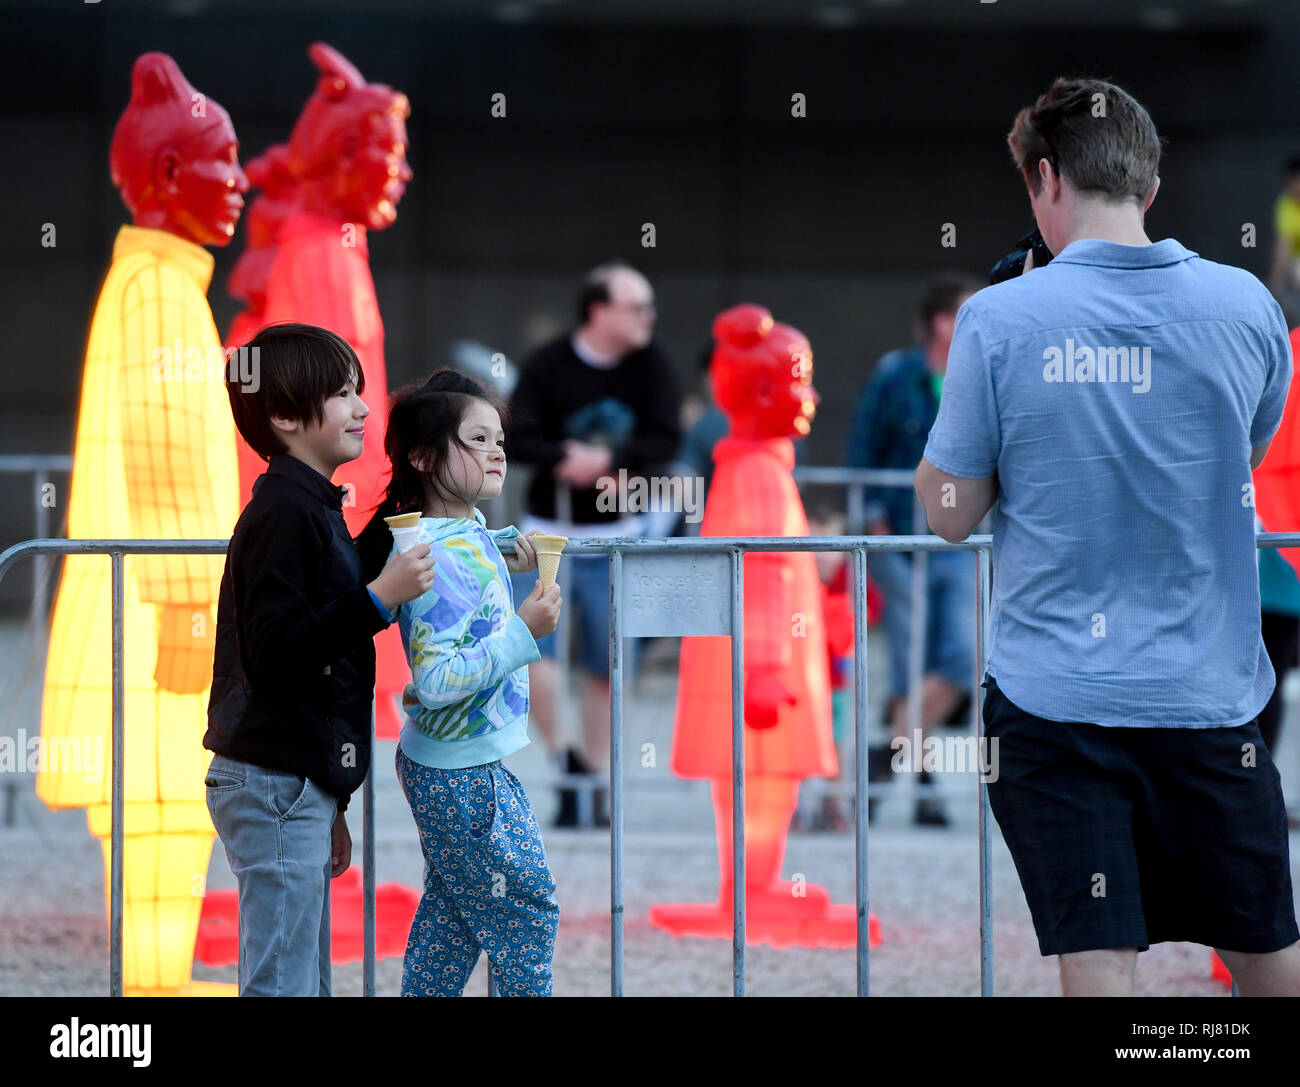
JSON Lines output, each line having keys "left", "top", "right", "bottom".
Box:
{"left": 990, "top": 226, "right": 1054, "bottom": 284}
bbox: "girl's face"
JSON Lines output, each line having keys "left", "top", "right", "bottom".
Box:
{"left": 417, "top": 398, "right": 506, "bottom": 513}
{"left": 452, "top": 399, "right": 507, "bottom": 499}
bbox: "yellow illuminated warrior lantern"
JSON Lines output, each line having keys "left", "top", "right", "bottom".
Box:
{"left": 38, "top": 53, "right": 247, "bottom": 995}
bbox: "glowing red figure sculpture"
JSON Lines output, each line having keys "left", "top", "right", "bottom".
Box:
{"left": 649, "top": 304, "right": 882, "bottom": 949}
{"left": 39, "top": 52, "right": 246, "bottom": 994}
{"left": 1214, "top": 323, "right": 1300, "bottom": 988}
{"left": 261, "top": 42, "right": 413, "bottom": 738}
{"left": 1254, "top": 326, "right": 1300, "bottom": 577}
{"left": 226, "top": 143, "right": 300, "bottom": 511}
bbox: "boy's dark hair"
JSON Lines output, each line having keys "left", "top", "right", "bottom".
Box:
{"left": 1007, "top": 77, "right": 1162, "bottom": 204}
{"left": 918, "top": 273, "right": 982, "bottom": 333}
{"left": 1284, "top": 155, "right": 1300, "bottom": 178}
{"left": 226, "top": 322, "right": 364, "bottom": 460}
{"left": 356, "top": 367, "right": 510, "bottom": 581}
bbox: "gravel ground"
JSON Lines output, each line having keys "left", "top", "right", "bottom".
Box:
{"left": 0, "top": 805, "right": 1262, "bottom": 997}
{"left": 2, "top": 623, "right": 1296, "bottom": 997}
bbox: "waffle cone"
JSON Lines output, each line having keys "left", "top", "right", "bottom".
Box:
{"left": 538, "top": 551, "right": 563, "bottom": 591}
{"left": 532, "top": 534, "right": 568, "bottom": 590}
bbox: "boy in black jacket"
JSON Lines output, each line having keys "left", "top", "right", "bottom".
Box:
{"left": 203, "top": 323, "right": 434, "bottom": 997}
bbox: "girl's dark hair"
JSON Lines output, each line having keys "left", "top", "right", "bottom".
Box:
{"left": 356, "top": 368, "right": 510, "bottom": 581}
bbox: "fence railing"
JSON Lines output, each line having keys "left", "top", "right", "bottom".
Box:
{"left": 4, "top": 530, "right": 1299, "bottom": 997}
{"left": 0, "top": 463, "right": 964, "bottom": 823}
{"left": 547, "top": 470, "right": 966, "bottom": 823}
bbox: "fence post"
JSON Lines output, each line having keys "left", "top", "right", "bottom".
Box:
{"left": 33, "top": 469, "right": 50, "bottom": 629}
{"left": 363, "top": 707, "right": 376, "bottom": 997}
{"left": 730, "top": 546, "right": 746, "bottom": 997}
{"left": 852, "top": 545, "right": 870, "bottom": 997}
{"left": 109, "top": 549, "right": 125, "bottom": 998}
{"left": 906, "top": 492, "right": 927, "bottom": 804}
{"left": 610, "top": 545, "right": 625, "bottom": 997}
{"left": 976, "top": 545, "right": 993, "bottom": 996}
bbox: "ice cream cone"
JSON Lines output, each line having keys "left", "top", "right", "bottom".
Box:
{"left": 385, "top": 511, "right": 423, "bottom": 553}
{"left": 533, "top": 533, "right": 568, "bottom": 591}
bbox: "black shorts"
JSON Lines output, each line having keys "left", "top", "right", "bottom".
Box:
{"left": 982, "top": 677, "right": 1299, "bottom": 957}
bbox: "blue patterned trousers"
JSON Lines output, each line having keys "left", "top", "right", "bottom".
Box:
{"left": 396, "top": 747, "right": 560, "bottom": 996}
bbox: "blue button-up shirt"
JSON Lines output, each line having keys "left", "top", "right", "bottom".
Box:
{"left": 924, "top": 237, "right": 1292, "bottom": 727}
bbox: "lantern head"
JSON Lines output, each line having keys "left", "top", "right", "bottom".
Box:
{"left": 288, "top": 42, "right": 412, "bottom": 231}
{"left": 109, "top": 53, "right": 248, "bottom": 246}
{"left": 710, "top": 304, "right": 820, "bottom": 440}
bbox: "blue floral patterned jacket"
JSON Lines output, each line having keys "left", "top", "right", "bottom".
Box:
{"left": 394, "top": 507, "right": 541, "bottom": 769}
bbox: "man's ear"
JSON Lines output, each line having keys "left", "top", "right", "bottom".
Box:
{"left": 1038, "top": 157, "right": 1059, "bottom": 200}
{"left": 269, "top": 414, "right": 298, "bottom": 435}
{"left": 1143, "top": 175, "right": 1160, "bottom": 213}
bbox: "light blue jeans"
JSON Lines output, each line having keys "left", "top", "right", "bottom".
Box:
{"left": 867, "top": 548, "right": 977, "bottom": 699}
{"left": 204, "top": 753, "right": 337, "bottom": 996}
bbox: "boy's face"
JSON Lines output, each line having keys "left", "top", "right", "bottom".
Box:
{"left": 446, "top": 399, "right": 506, "bottom": 501}
{"left": 274, "top": 374, "right": 368, "bottom": 478}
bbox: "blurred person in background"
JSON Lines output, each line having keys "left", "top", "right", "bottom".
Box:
{"left": 507, "top": 262, "right": 681, "bottom": 826}
{"left": 846, "top": 273, "right": 983, "bottom": 826}
{"left": 793, "top": 499, "right": 884, "bottom": 832}
{"left": 1269, "top": 156, "right": 1300, "bottom": 326}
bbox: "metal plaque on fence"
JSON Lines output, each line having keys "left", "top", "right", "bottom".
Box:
{"left": 620, "top": 552, "right": 732, "bottom": 637}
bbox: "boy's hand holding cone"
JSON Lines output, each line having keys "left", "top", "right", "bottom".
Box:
{"left": 384, "top": 511, "right": 423, "bottom": 554}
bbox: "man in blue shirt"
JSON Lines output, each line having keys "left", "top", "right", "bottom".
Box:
{"left": 917, "top": 76, "right": 1300, "bottom": 996}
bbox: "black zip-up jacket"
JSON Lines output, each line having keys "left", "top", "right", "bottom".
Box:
{"left": 204, "top": 454, "right": 389, "bottom": 812}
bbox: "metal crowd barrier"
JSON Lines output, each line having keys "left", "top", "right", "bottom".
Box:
{"left": 4, "top": 530, "right": 1300, "bottom": 997}
{"left": 545, "top": 469, "right": 955, "bottom": 823}
{"left": 0, "top": 464, "right": 947, "bottom": 832}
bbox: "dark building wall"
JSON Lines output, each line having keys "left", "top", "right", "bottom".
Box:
{"left": 1, "top": 8, "right": 1297, "bottom": 607}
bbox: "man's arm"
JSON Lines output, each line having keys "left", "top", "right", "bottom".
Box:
{"left": 917, "top": 305, "right": 1001, "bottom": 541}
{"left": 915, "top": 458, "right": 997, "bottom": 543}
{"left": 1252, "top": 441, "right": 1273, "bottom": 471}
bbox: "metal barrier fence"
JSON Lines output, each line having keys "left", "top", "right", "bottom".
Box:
{"left": 0, "top": 463, "right": 957, "bottom": 824}
{"left": 548, "top": 469, "right": 961, "bottom": 821}
{"left": 3, "top": 530, "right": 1299, "bottom": 997}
